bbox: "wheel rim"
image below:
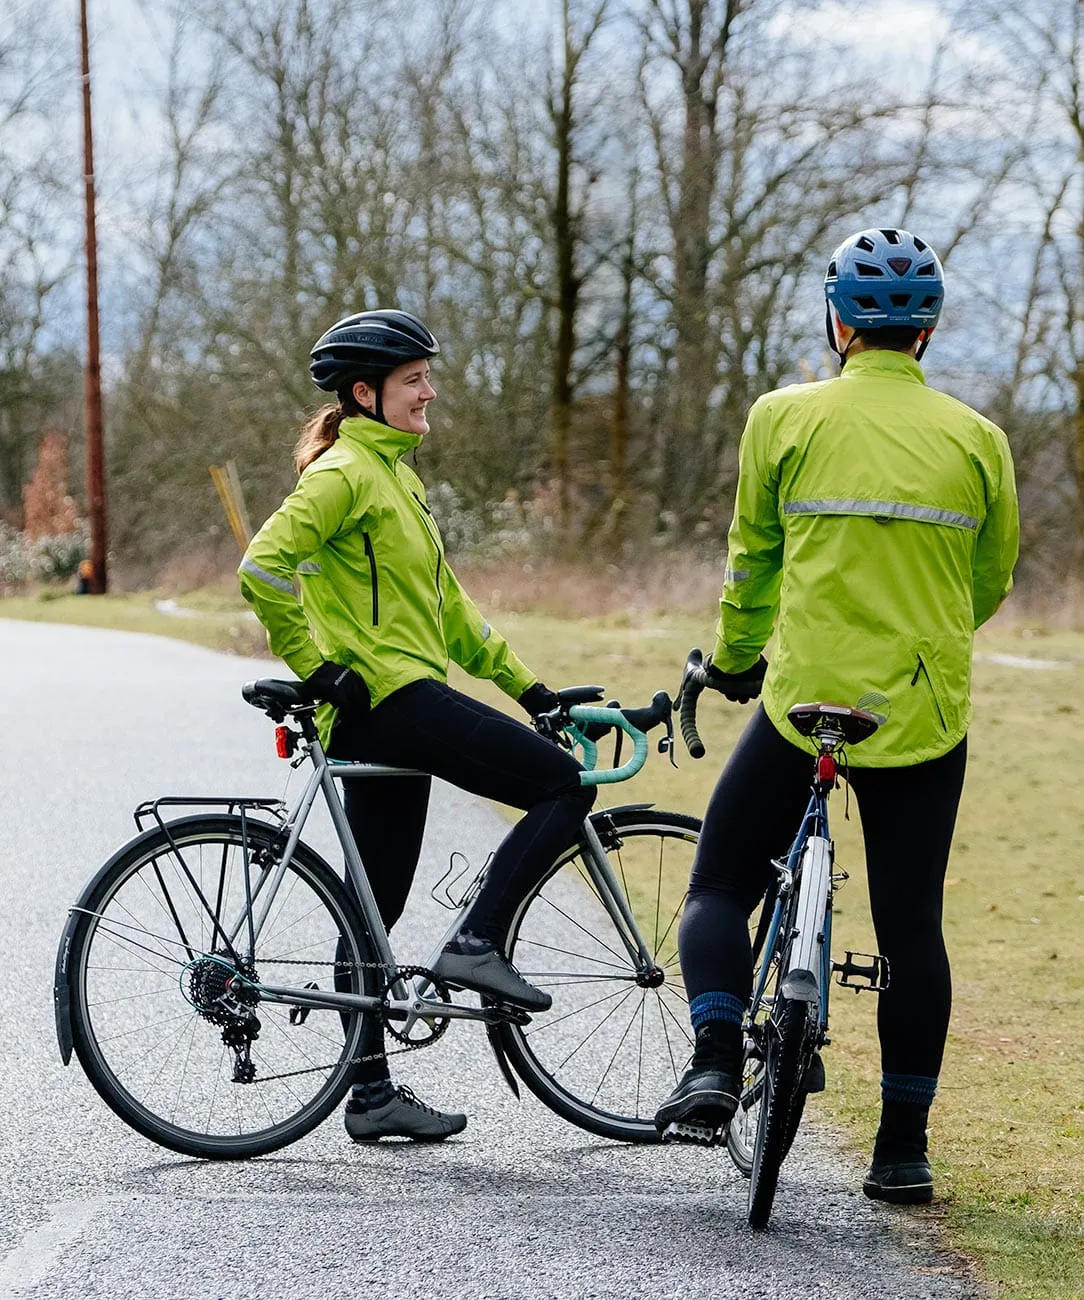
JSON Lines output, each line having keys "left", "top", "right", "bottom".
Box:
{"left": 504, "top": 817, "right": 697, "bottom": 1132}
{"left": 74, "top": 827, "right": 366, "bottom": 1151}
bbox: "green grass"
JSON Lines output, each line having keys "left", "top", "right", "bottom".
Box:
{"left": 4, "top": 589, "right": 1082, "bottom": 1296}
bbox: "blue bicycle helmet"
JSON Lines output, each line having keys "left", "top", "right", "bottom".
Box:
{"left": 824, "top": 228, "right": 944, "bottom": 332}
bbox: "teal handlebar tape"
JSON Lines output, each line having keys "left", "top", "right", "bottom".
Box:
{"left": 567, "top": 706, "right": 651, "bottom": 786}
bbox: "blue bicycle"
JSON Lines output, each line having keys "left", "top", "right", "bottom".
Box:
{"left": 679, "top": 650, "right": 889, "bottom": 1229}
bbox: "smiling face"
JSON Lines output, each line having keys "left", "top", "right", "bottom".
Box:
{"left": 353, "top": 360, "right": 436, "bottom": 435}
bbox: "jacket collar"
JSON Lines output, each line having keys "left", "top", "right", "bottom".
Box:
{"left": 841, "top": 349, "right": 926, "bottom": 385}
{"left": 338, "top": 415, "right": 423, "bottom": 464}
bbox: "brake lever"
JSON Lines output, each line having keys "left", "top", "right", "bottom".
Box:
{"left": 659, "top": 710, "right": 678, "bottom": 768}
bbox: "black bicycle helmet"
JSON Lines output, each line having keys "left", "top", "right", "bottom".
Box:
{"left": 309, "top": 309, "right": 440, "bottom": 392}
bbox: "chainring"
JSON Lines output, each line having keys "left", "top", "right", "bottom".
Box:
{"left": 379, "top": 965, "right": 452, "bottom": 1048}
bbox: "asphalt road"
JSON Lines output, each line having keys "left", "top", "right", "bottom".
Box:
{"left": 0, "top": 620, "right": 980, "bottom": 1299}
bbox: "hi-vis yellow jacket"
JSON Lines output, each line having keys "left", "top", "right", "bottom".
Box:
{"left": 239, "top": 416, "right": 536, "bottom": 744}
{"left": 713, "top": 349, "right": 1019, "bottom": 766}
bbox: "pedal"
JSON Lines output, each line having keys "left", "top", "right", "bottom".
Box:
{"left": 661, "top": 1120, "right": 725, "bottom": 1147}
{"left": 833, "top": 951, "right": 890, "bottom": 993}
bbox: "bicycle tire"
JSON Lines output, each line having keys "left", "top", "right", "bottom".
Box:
{"left": 747, "top": 996, "right": 816, "bottom": 1229}
{"left": 66, "top": 815, "right": 378, "bottom": 1160}
{"left": 495, "top": 808, "right": 699, "bottom": 1143}
{"left": 727, "top": 882, "right": 805, "bottom": 1178}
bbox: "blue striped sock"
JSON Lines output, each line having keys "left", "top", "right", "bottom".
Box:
{"left": 689, "top": 991, "right": 745, "bottom": 1030}
{"left": 881, "top": 1073, "right": 938, "bottom": 1106}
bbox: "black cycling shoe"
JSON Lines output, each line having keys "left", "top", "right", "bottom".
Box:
{"left": 432, "top": 933, "right": 552, "bottom": 1012}
{"left": 344, "top": 1086, "right": 467, "bottom": 1143}
{"left": 654, "top": 1066, "right": 739, "bottom": 1134}
{"left": 863, "top": 1152, "right": 934, "bottom": 1204}
{"left": 654, "top": 1020, "right": 742, "bottom": 1135}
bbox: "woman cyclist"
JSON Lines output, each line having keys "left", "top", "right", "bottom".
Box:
{"left": 655, "top": 229, "right": 1019, "bottom": 1204}
{"left": 239, "top": 309, "right": 593, "bottom": 1143}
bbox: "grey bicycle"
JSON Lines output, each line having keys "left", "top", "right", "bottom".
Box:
{"left": 54, "top": 680, "right": 698, "bottom": 1159}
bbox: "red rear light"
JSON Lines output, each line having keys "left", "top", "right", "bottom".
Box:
{"left": 817, "top": 752, "right": 836, "bottom": 785}
{"left": 275, "top": 726, "right": 291, "bottom": 759}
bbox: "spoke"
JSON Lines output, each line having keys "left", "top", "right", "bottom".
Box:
{"left": 170, "top": 1022, "right": 199, "bottom": 1124}
{"left": 657, "top": 992, "right": 694, "bottom": 1048}
{"left": 591, "top": 990, "right": 647, "bottom": 1104}
{"left": 87, "top": 985, "right": 177, "bottom": 1009}
{"left": 652, "top": 837, "right": 663, "bottom": 955}
{"left": 516, "top": 973, "right": 637, "bottom": 986}
{"left": 571, "top": 858, "right": 606, "bottom": 908}
{"left": 514, "top": 936, "right": 628, "bottom": 972}
{"left": 655, "top": 989, "right": 680, "bottom": 1080}
{"left": 106, "top": 889, "right": 185, "bottom": 969}
{"left": 557, "top": 985, "right": 639, "bottom": 1072}
{"left": 531, "top": 893, "right": 628, "bottom": 966}
{"left": 636, "top": 993, "right": 646, "bottom": 1114}
{"left": 95, "top": 1008, "right": 194, "bottom": 1047}
{"left": 653, "top": 894, "right": 687, "bottom": 963}
{"left": 524, "top": 986, "right": 630, "bottom": 1038}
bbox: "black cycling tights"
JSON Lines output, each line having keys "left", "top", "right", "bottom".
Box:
{"left": 329, "top": 678, "right": 595, "bottom": 946}
{"left": 680, "top": 706, "right": 966, "bottom": 1080}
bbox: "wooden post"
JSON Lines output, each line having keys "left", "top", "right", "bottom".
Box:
{"left": 80, "top": 0, "right": 108, "bottom": 593}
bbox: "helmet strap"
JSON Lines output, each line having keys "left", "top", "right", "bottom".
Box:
{"left": 915, "top": 332, "right": 930, "bottom": 362}
{"left": 826, "top": 304, "right": 857, "bottom": 370}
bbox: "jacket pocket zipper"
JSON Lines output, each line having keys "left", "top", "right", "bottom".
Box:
{"left": 362, "top": 531, "right": 379, "bottom": 626}
{"left": 910, "top": 654, "right": 946, "bottom": 730}
{"left": 411, "top": 492, "right": 444, "bottom": 617}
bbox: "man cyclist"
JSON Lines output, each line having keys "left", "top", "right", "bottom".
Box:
{"left": 655, "top": 228, "right": 1019, "bottom": 1203}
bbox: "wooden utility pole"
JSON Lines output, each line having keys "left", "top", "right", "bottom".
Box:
{"left": 80, "top": 0, "right": 108, "bottom": 593}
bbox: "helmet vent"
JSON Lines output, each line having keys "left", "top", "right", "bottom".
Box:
{"left": 856, "top": 235, "right": 876, "bottom": 252}
{"left": 889, "top": 293, "right": 911, "bottom": 308}
{"left": 856, "top": 261, "right": 885, "bottom": 277}
{"left": 880, "top": 229, "right": 901, "bottom": 244}
{"left": 913, "top": 237, "right": 928, "bottom": 251}
{"left": 826, "top": 260, "right": 838, "bottom": 278}
{"left": 855, "top": 295, "right": 879, "bottom": 310}
{"left": 887, "top": 257, "right": 912, "bottom": 275}
{"left": 919, "top": 295, "right": 940, "bottom": 310}
{"left": 915, "top": 262, "right": 937, "bottom": 276}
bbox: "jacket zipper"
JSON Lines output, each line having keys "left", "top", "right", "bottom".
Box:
{"left": 910, "top": 654, "right": 946, "bottom": 729}
{"left": 411, "top": 492, "right": 444, "bottom": 617}
{"left": 362, "top": 531, "right": 379, "bottom": 626}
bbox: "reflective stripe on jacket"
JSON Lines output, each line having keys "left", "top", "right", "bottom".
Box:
{"left": 239, "top": 416, "right": 536, "bottom": 744}
{"left": 713, "top": 349, "right": 1019, "bottom": 767}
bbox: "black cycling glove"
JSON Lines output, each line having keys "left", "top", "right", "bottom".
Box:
{"left": 302, "top": 661, "right": 371, "bottom": 715}
{"left": 704, "top": 654, "right": 767, "bottom": 703}
{"left": 519, "top": 682, "right": 561, "bottom": 719}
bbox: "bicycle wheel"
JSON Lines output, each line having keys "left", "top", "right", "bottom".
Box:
{"left": 496, "top": 808, "right": 699, "bottom": 1142}
{"left": 747, "top": 996, "right": 816, "bottom": 1229}
{"left": 66, "top": 815, "right": 378, "bottom": 1159}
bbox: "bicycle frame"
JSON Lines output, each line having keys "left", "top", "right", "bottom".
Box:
{"left": 748, "top": 778, "right": 834, "bottom": 1035}
{"left": 218, "top": 723, "right": 666, "bottom": 1028}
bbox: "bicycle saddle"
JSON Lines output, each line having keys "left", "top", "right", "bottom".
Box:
{"left": 242, "top": 678, "right": 309, "bottom": 719}
{"left": 786, "top": 702, "right": 882, "bottom": 747}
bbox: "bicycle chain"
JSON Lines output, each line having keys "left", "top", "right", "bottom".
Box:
{"left": 235, "top": 958, "right": 449, "bottom": 1083}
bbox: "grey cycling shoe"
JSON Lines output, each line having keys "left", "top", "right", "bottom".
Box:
{"left": 432, "top": 934, "right": 552, "bottom": 1012}
{"left": 344, "top": 1086, "right": 467, "bottom": 1143}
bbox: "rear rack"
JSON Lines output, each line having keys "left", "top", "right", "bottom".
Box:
{"left": 134, "top": 796, "right": 287, "bottom": 837}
